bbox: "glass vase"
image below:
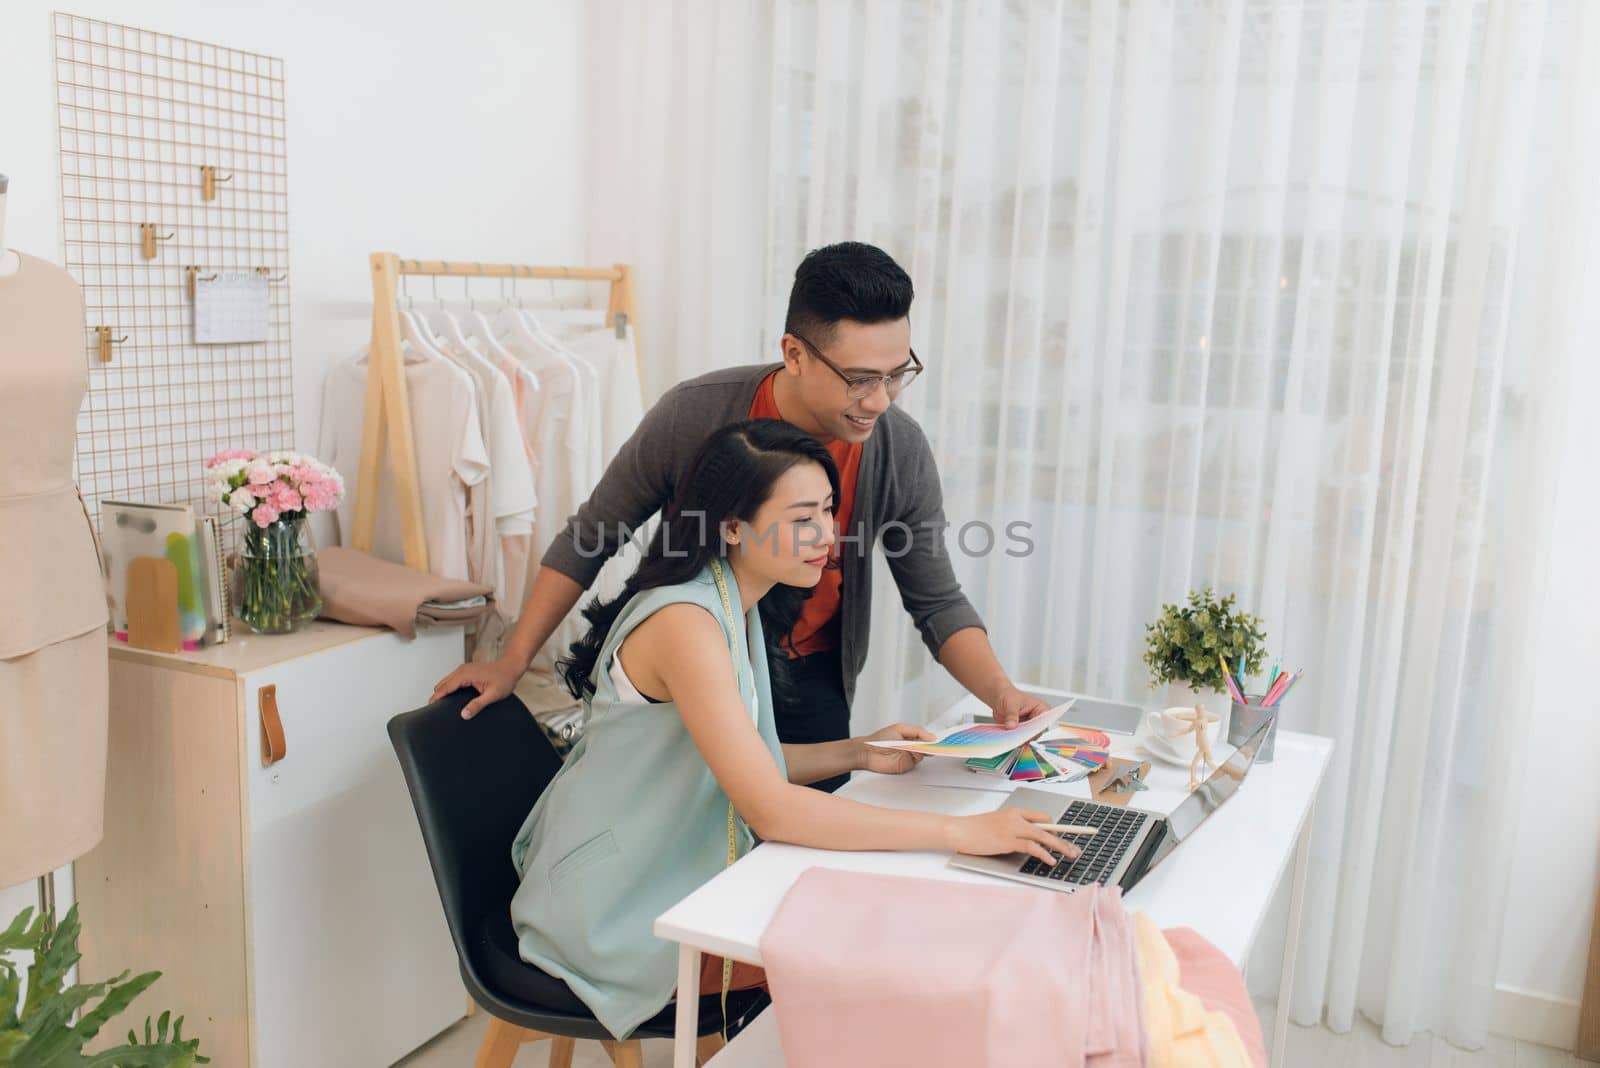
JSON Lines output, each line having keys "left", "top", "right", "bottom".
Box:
{"left": 232, "top": 514, "right": 323, "bottom": 634}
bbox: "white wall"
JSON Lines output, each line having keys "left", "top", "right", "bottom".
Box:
{"left": 0, "top": 0, "right": 589, "bottom": 919}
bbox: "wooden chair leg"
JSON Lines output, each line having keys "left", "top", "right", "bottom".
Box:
{"left": 474, "top": 1017, "right": 531, "bottom": 1068}
{"left": 600, "top": 1039, "right": 645, "bottom": 1068}
{"left": 547, "top": 1036, "right": 576, "bottom": 1068}
{"left": 695, "top": 1031, "right": 726, "bottom": 1065}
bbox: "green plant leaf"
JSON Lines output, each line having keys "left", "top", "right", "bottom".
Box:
{"left": 1, "top": 964, "right": 20, "bottom": 1030}
{"left": 76, "top": 971, "right": 159, "bottom": 1043}
{"left": 1, "top": 903, "right": 206, "bottom": 1068}
{"left": 81, "top": 1041, "right": 202, "bottom": 1068}
{"left": 22, "top": 906, "right": 83, "bottom": 1024}
{"left": 12, "top": 1016, "right": 85, "bottom": 1068}
{"left": 20, "top": 976, "right": 104, "bottom": 1040}
{"left": 1144, "top": 588, "right": 1268, "bottom": 691}
{"left": 83, "top": 1009, "right": 210, "bottom": 1067}
{"left": 0, "top": 909, "right": 36, "bottom": 955}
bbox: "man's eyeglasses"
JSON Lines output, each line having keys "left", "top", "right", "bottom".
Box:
{"left": 791, "top": 332, "right": 923, "bottom": 401}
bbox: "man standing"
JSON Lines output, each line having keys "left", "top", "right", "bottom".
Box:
{"left": 432, "top": 242, "right": 1047, "bottom": 789}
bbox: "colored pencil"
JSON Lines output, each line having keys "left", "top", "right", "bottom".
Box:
{"left": 1216, "top": 653, "right": 1236, "bottom": 699}
{"left": 1217, "top": 653, "right": 1247, "bottom": 703}
{"left": 1265, "top": 669, "right": 1302, "bottom": 707}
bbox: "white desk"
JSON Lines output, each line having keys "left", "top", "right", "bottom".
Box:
{"left": 655, "top": 714, "right": 1331, "bottom": 1068}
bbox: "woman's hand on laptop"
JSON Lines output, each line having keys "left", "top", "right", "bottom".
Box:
{"left": 946, "top": 809, "right": 1083, "bottom": 867}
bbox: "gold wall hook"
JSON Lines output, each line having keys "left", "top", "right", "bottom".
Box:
{"left": 140, "top": 223, "right": 174, "bottom": 260}
{"left": 200, "top": 165, "right": 233, "bottom": 201}
{"left": 186, "top": 266, "right": 218, "bottom": 300}
{"left": 95, "top": 325, "right": 128, "bottom": 364}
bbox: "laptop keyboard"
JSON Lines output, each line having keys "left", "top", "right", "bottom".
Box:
{"left": 1017, "top": 800, "right": 1150, "bottom": 887}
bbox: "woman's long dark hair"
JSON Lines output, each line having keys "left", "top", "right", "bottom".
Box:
{"left": 558, "top": 418, "right": 841, "bottom": 702}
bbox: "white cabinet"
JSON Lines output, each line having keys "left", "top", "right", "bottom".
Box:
{"left": 78, "top": 622, "right": 467, "bottom": 1067}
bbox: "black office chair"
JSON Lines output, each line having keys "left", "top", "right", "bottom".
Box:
{"left": 388, "top": 691, "right": 769, "bottom": 1068}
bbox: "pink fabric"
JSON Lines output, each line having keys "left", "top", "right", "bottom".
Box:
{"left": 758, "top": 868, "right": 1149, "bottom": 1068}
{"left": 493, "top": 353, "right": 540, "bottom": 472}
{"left": 1087, "top": 888, "right": 1148, "bottom": 1066}
{"left": 1163, "top": 928, "right": 1267, "bottom": 1068}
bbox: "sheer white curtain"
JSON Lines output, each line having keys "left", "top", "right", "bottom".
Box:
{"left": 583, "top": 0, "right": 1600, "bottom": 1048}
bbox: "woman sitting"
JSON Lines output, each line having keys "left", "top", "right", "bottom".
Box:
{"left": 509, "top": 418, "right": 1074, "bottom": 1038}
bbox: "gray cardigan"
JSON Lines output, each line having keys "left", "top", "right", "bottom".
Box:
{"left": 541, "top": 363, "right": 985, "bottom": 705}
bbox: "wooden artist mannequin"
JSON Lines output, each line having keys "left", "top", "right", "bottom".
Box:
{"left": 1176, "top": 703, "right": 1219, "bottom": 792}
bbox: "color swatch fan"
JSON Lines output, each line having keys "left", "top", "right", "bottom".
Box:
{"left": 966, "top": 724, "right": 1112, "bottom": 783}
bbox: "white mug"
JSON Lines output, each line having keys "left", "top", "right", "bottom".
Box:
{"left": 1135, "top": 705, "right": 1218, "bottom": 765}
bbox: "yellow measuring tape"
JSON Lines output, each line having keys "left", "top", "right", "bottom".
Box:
{"left": 708, "top": 558, "right": 741, "bottom": 1040}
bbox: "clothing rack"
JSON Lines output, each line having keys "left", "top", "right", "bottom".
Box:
{"left": 352, "top": 252, "right": 640, "bottom": 571}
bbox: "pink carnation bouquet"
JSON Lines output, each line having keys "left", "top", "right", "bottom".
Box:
{"left": 205, "top": 449, "right": 344, "bottom": 633}
{"left": 205, "top": 448, "right": 344, "bottom": 528}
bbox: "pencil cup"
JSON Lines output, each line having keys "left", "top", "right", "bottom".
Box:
{"left": 1227, "top": 696, "right": 1277, "bottom": 763}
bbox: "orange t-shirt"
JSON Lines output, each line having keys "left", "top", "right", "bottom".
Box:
{"left": 748, "top": 372, "right": 861, "bottom": 657}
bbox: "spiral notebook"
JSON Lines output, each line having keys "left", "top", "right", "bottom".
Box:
{"left": 196, "top": 515, "right": 231, "bottom": 644}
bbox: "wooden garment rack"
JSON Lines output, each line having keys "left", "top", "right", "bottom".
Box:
{"left": 352, "top": 252, "right": 639, "bottom": 571}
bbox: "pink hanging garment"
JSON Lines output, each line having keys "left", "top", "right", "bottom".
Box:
{"left": 758, "top": 867, "right": 1150, "bottom": 1067}
{"left": 1086, "top": 886, "right": 1150, "bottom": 1067}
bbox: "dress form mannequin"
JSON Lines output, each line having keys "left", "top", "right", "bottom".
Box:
{"left": 0, "top": 176, "right": 42, "bottom": 913}
{"left": 4, "top": 177, "right": 43, "bottom": 916}
{"left": 0, "top": 175, "right": 20, "bottom": 279}
{"left": 0, "top": 174, "right": 109, "bottom": 911}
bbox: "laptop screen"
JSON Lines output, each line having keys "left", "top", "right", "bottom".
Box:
{"left": 1162, "top": 718, "right": 1271, "bottom": 844}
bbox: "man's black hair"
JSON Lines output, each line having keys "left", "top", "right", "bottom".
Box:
{"left": 784, "top": 241, "right": 913, "bottom": 346}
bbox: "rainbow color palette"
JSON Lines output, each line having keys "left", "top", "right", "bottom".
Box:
{"left": 962, "top": 723, "right": 1113, "bottom": 783}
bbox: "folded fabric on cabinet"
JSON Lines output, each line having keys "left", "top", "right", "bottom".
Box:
{"left": 317, "top": 546, "right": 493, "bottom": 638}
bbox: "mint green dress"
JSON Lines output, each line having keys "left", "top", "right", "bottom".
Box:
{"left": 509, "top": 562, "right": 786, "bottom": 1038}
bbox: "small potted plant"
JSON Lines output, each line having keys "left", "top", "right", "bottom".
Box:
{"left": 206, "top": 449, "right": 344, "bottom": 635}
{"left": 1, "top": 904, "right": 207, "bottom": 1066}
{"left": 1143, "top": 588, "right": 1266, "bottom": 728}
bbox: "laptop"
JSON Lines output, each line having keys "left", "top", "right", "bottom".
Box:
{"left": 947, "top": 717, "right": 1272, "bottom": 894}
{"left": 974, "top": 691, "right": 1142, "bottom": 735}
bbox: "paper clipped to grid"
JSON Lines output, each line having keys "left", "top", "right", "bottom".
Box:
{"left": 866, "top": 700, "right": 1076, "bottom": 760}
{"left": 194, "top": 272, "right": 271, "bottom": 344}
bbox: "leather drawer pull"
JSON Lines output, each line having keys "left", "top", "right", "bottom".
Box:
{"left": 260, "top": 685, "right": 287, "bottom": 767}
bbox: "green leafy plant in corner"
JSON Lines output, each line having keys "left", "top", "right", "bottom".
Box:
{"left": 1144, "top": 588, "right": 1267, "bottom": 694}
{"left": 0, "top": 904, "right": 207, "bottom": 1067}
